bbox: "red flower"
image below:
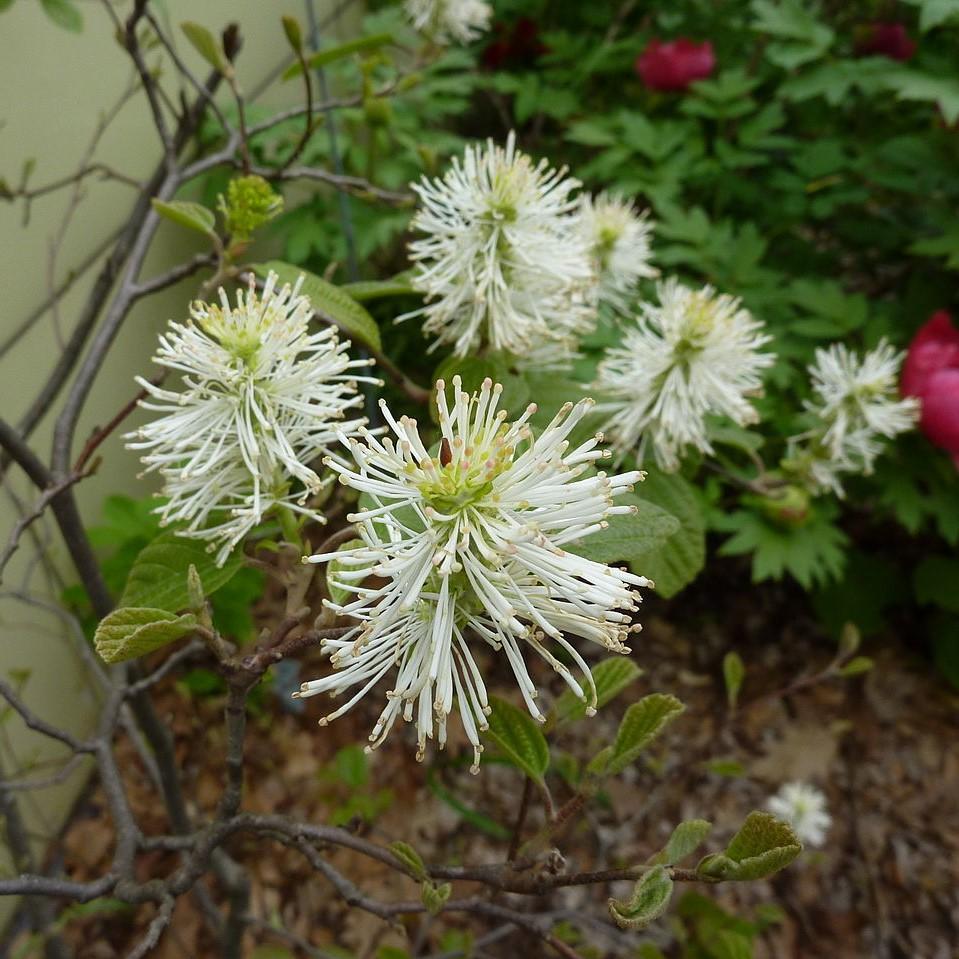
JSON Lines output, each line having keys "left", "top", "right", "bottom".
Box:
{"left": 635, "top": 38, "right": 715, "bottom": 92}
{"left": 856, "top": 21, "right": 916, "bottom": 61}
{"left": 902, "top": 310, "right": 959, "bottom": 466}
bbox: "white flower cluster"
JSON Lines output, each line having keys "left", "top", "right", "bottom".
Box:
{"left": 127, "top": 273, "right": 375, "bottom": 564}
{"left": 404, "top": 0, "right": 492, "bottom": 45}
{"left": 406, "top": 131, "right": 596, "bottom": 368}
{"left": 766, "top": 781, "right": 831, "bottom": 847}
{"left": 297, "top": 377, "right": 650, "bottom": 769}
{"left": 578, "top": 192, "right": 657, "bottom": 316}
{"left": 594, "top": 279, "right": 775, "bottom": 470}
{"left": 788, "top": 341, "right": 918, "bottom": 496}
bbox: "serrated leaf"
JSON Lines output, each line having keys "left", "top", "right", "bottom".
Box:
{"left": 553, "top": 657, "right": 643, "bottom": 726}
{"left": 723, "top": 652, "right": 745, "bottom": 709}
{"left": 608, "top": 865, "right": 673, "bottom": 930}
{"left": 94, "top": 608, "right": 197, "bottom": 664}
{"left": 181, "top": 21, "right": 227, "bottom": 72}
{"left": 485, "top": 697, "right": 549, "bottom": 783}
{"left": 630, "top": 469, "right": 705, "bottom": 598}
{"left": 40, "top": 0, "right": 82, "bottom": 31}
{"left": 119, "top": 532, "right": 242, "bottom": 612}
{"left": 654, "top": 819, "right": 713, "bottom": 865}
{"left": 151, "top": 199, "right": 216, "bottom": 236}
{"left": 282, "top": 33, "right": 393, "bottom": 79}
{"left": 567, "top": 491, "right": 680, "bottom": 568}
{"left": 698, "top": 812, "right": 802, "bottom": 881}
{"left": 253, "top": 262, "right": 381, "bottom": 352}
{"left": 605, "top": 694, "right": 684, "bottom": 775}
{"left": 389, "top": 841, "right": 428, "bottom": 881}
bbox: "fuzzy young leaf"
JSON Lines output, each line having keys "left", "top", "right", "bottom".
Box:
{"left": 653, "top": 819, "right": 713, "bottom": 865}
{"left": 485, "top": 697, "right": 549, "bottom": 783}
{"left": 608, "top": 865, "right": 673, "bottom": 930}
{"left": 253, "top": 261, "right": 382, "bottom": 352}
{"left": 421, "top": 881, "right": 451, "bottom": 915}
{"left": 389, "top": 841, "right": 428, "bottom": 881}
{"left": 553, "top": 657, "right": 643, "bottom": 726}
{"left": 94, "top": 608, "right": 197, "bottom": 664}
{"left": 151, "top": 199, "right": 216, "bottom": 236}
{"left": 605, "top": 694, "right": 684, "bottom": 775}
{"left": 697, "top": 812, "right": 802, "bottom": 881}
{"left": 119, "top": 532, "right": 242, "bottom": 612}
{"left": 723, "top": 652, "right": 745, "bottom": 709}
{"left": 181, "top": 21, "right": 227, "bottom": 72}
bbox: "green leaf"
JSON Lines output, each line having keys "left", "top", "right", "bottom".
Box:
{"left": 181, "top": 21, "right": 227, "bottom": 72}
{"left": 389, "top": 841, "right": 428, "bottom": 881}
{"left": 630, "top": 469, "right": 705, "bottom": 598}
{"left": 567, "top": 490, "right": 680, "bottom": 569}
{"left": 903, "top": 0, "right": 959, "bottom": 32}
{"left": 751, "top": 0, "right": 833, "bottom": 68}
{"left": 40, "top": 0, "right": 82, "bottom": 31}
{"left": 914, "top": 555, "right": 959, "bottom": 612}
{"left": 605, "top": 694, "right": 685, "bottom": 775}
{"left": 432, "top": 352, "right": 530, "bottom": 420}
{"left": 253, "top": 261, "right": 382, "bottom": 352}
{"left": 119, "top": 532, "right": 242, "bottom": 612}
{"left": 326, "top": 539, "right": 364, "bottom": 607}
{"left": 714, "top": 930, "right": 753, "bottom": 959}
{"left": 282, "top": 33, "right": 393, "bottom": 79}
{"left": 884, "top": 68, "right": 959, "bottom": 125}
{"left": 333, "top": 744, "right": 368, "bottom": 788}
{"left": 94, "top": 608, "right": 197, "bottom": 664}
{"left": 340, "top": 277, "right": 417, "bottom": 302}
{"left": 485, "top": 697, "right": 550, "bottom": 783}
{"left": 607, "top": 865, "right": 673, "bottom": 930}
{"left": 553, "top": 656, "right": 643, "bottom": 726}
{"left": 151, "top": 199, "right": 216, "bottom": 236}
{"left": 653, "top": 819, "right": 713, "bottom": 865}
{"left": 838, "top": 656, "right": 874, "bottom": 677}
{"left": 723, "top": 652, "right": 745, "bottom": 709}
{"left": 697, "top": 812, "right": 802, "bottom": 881}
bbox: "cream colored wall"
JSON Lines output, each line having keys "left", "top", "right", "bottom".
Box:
{"left": 0, "top": 0, "right": 352, "bottom": 933}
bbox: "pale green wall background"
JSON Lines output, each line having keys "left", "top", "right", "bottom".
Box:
{"left": 0, "top": 0, "right": 353, "bottom": 933}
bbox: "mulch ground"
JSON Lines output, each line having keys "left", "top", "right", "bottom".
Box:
{"left": 23, "top": 565, "right": 959, "bottom": 959}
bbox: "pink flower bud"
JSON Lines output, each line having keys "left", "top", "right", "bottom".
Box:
{"left": 635, "top": 37, "right": 715, "bottom": 92}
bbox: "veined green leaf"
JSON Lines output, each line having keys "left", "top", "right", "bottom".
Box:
{"left": 151, "top": 199, "right": 216, "bottom": 236}
{"left": 608, "top": 865, "right": 673, "bottom": 930}
{"left": 253, "top": 261, "right": 382, "bottom": 352}
{"left": 697, "top": 811, "right": 802, "bottom": 881}
{"left": 485, "top": 697, "right": 550, "bottom": 783}
{"left": 553, "top": 656, "right": 643, "bottom": 726}
{"left": 605, "top": 694, "right": 684, "bottom": 775}
{"left": 94, "top": 608, "right": 197, "bottom": 664}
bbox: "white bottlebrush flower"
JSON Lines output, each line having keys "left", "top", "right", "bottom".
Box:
{"left": 578, "top": 192, "right": 657, "bottom": 316}
{"left": 297, "top": 377, "right": 650, "bottom": 770}
{"left": 792, "top": 341, "right": 918, "bottom": 495}
{"left": 594, "top": 279, "right": 774, "bottom": 470}
{"left": 405, "top": 0, "right": 492, "bottom": 45}
{"left": 766, "top": 781, "right": 831, "bottom": 847}
{"left": 127, "top": 272, "right": 375, "bottom": 564}
{"left": 405, "top": 131, "right": 596, "bottom": 367}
